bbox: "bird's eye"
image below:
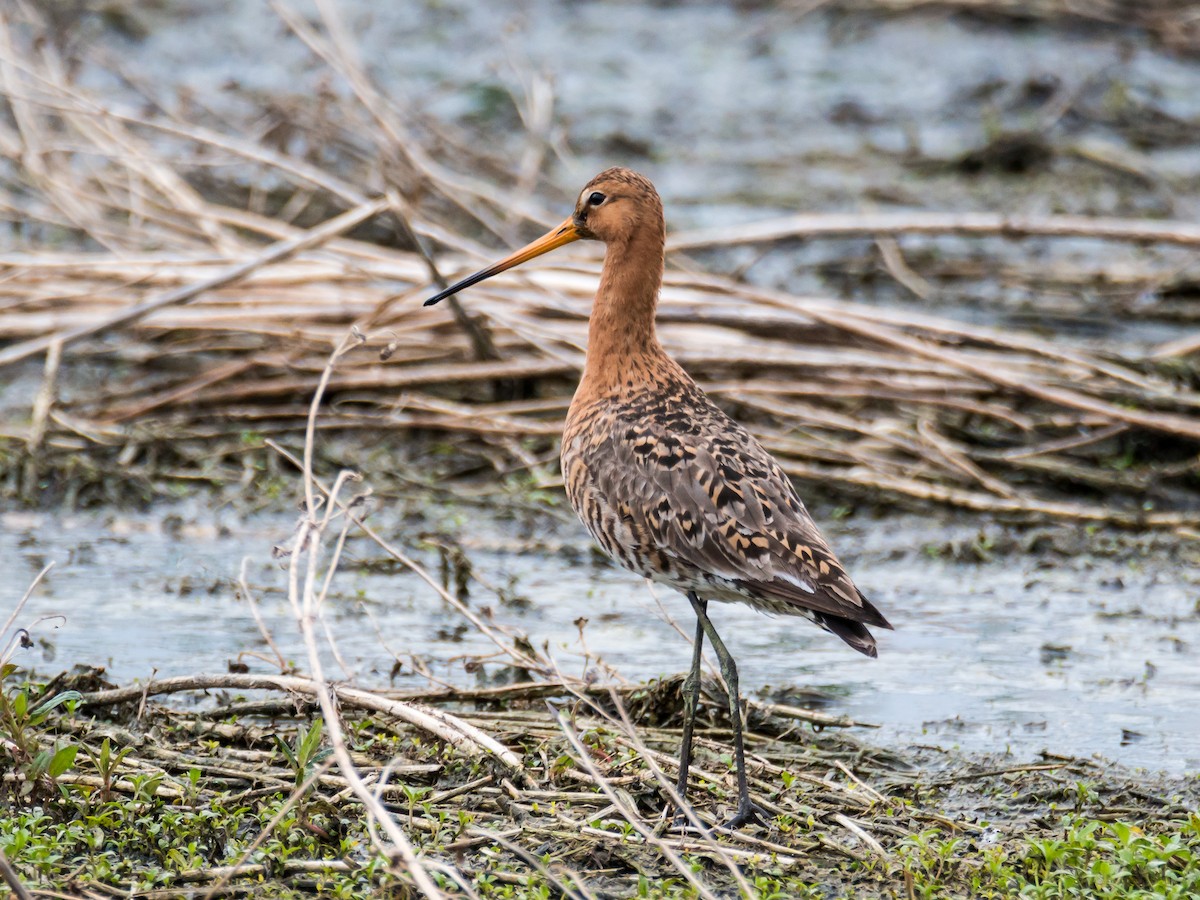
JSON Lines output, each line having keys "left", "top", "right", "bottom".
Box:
{"left": 587, "top": 191, "right": 606, "bottom": 207}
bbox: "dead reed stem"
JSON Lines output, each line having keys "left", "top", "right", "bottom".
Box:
{"left": 1, "top": 3, "right": 1198, "bottom": 526}
{"left": 668, "top": 210, "right": 1200, "bottom": 253}
{"left": 284, "top": 333, "right": 446, "bottom": 897}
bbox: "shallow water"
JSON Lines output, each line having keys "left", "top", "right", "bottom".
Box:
{"left": 5, "top": 502, "right": 1198, "bottom": 774}
{"left": 92, "top": 1, "right": 1200, "bottom": 217}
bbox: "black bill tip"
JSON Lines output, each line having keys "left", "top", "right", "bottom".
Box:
{"left": 423, "top": 266, "right": 498, "bottom": 307}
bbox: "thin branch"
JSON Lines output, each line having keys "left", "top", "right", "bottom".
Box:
{"left": 668, "top": 210, "right": 1200, "bottom": 253}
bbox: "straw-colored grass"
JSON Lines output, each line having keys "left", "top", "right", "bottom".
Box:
{"left": 2, "top": 3, "right": 1200, "bottom": 528}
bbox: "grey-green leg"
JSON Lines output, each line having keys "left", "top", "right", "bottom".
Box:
{"left": 675, "top": 592, "right": 707, "bottom": 811}
{"left": 687, "top": 593, "right": 765, "bottom": 829}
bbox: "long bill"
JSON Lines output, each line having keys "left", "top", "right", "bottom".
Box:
{"left": 424, "top": 218, "right": 581, "bottom": 306}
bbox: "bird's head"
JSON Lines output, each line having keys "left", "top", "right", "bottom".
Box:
{"left": 424, "top": 167, "right": 662, "bottom": 307}
{"left": 568, "top": 167, "right": 663, "bottom": 245}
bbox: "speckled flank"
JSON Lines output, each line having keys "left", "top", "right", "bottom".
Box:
{"left": 560, "top": 168, "right": 891, "bottom": 657}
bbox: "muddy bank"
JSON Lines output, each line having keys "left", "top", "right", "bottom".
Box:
{"left": 2, "top": 666, "right": 1198, "bottom": 898}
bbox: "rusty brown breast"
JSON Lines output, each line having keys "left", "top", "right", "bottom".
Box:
{"left": 559, "top": 168, "right": 891, "bottom": 656}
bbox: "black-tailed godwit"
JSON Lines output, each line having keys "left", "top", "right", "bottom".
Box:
{"left": 425, "top": 167, "right": 892, "bottom": 828}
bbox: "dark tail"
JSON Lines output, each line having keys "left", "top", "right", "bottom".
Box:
{"left": 815, "top": 613, "right": 880, "bottom": 658}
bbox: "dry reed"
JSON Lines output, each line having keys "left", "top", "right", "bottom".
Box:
{"left": 1, "top": 3, "right": 1199, "bottom": 528}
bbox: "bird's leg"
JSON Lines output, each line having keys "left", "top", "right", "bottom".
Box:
{"left": 673, "top": 592, "right": 706, "bottom": 819}
{"left": 690, "top": 597, "right": 766, "bottom": 830}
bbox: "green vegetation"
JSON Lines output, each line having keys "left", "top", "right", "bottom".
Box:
{"left": 899, "top": 815, "right": 1200, "bottom": 899}
{"left": 0, "top": 661, "right": 82, "bottom": 800}
{"left": 1, "top": 669, "right": 1197, "bottom": 898}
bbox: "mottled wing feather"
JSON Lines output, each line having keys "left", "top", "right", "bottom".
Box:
{"left": 576, "top": 382, "right": 891, "bottom": 633}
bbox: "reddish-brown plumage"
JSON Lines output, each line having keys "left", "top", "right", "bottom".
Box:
{"left": 558, "top": 168, "right": 890, "bottom": 654}
{"left": 425, "top": 167, "right": 892, "bottom": 827}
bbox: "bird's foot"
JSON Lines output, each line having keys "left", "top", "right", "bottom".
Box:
{"left": 658, "top": 800, "right": 714, "bottom": 837}
{"left": 662, "top": 795, "right": 767, "bottom": 834}
{"left": 719, "top": 797, "right": 767, "bottom": 831}
{"left": 665, "top": 804, "right": 705, "bottom": 834}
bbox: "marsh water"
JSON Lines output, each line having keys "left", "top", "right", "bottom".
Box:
{"left": 78, "top": 0, "right": 1200, "bottom": 345}
{"left": 5, "top": 500, "right": 1199, "bottom": 775}
{"left": 6, "top": 3, "right": 1200, "bottom": 779}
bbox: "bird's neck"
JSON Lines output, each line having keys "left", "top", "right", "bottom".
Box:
{"left": 580, "top": 231, "right": 666, "bottom": 394}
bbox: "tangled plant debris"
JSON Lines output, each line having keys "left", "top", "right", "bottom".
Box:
{"left": 2, "top": 4, "right": 1200, "bottom": 525}
{"left": 3, "top": 665, "right": 1200, "bottom": 898}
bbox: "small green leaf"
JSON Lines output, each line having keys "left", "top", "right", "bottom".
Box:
{"left": 275, "top": 734, "right": 298, "bottom": 769}
{"left": 49, "top": 744, "right": 78, "bottom": 778}
{"left": 31, "top": 690, "right": 82, "bottom": 719}
{"left": 98, "top": 737, "right": 112, "bottom": 771}
{"left": 29, "top": 748, "right": 52, "bottom": 780}
{"left": 299, "top": 717, "right": 324, "bottom": 761}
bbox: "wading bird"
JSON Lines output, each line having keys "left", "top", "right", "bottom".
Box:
{"left": 425, "top": 168, "right": 892, "bottom": 828}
